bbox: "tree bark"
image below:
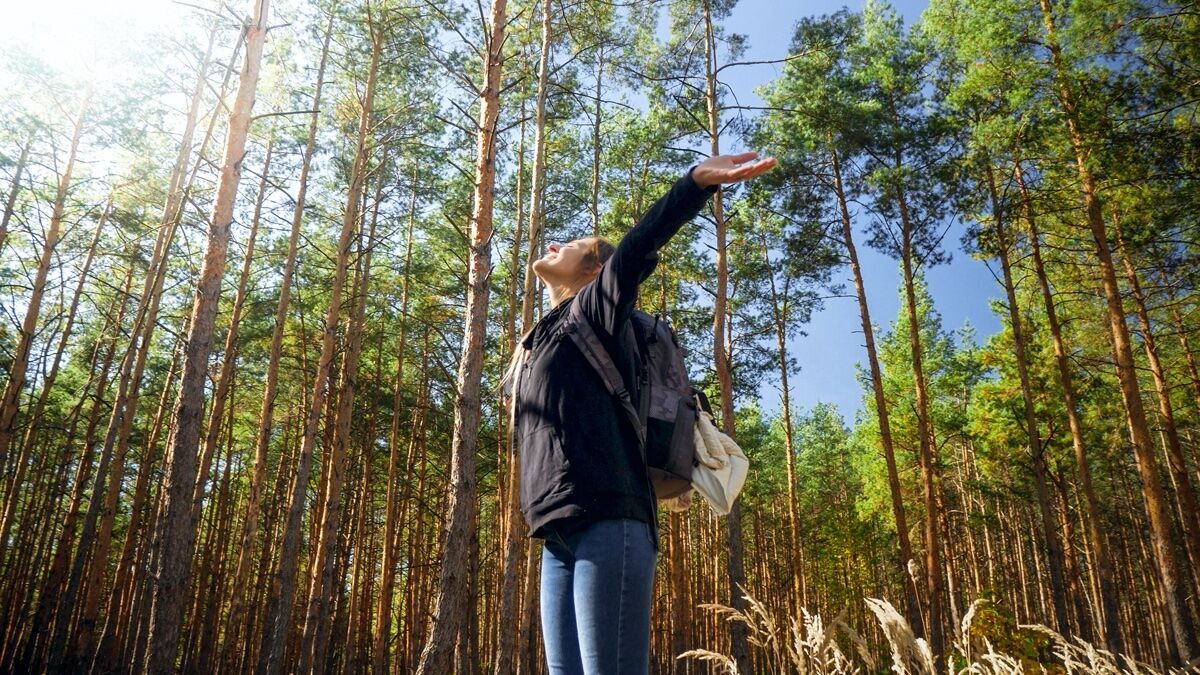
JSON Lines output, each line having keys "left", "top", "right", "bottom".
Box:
{"left": 257, "top": 15, "right": 377, "bottom": 675}
{"left": 0, "top": 86, "right": 90, "bottom": 483}
{"left": 1115, "top": 221, "right": 1200, "bottom": 595}
{"left": 1037, "top": 0, "right": 1197, "bottom": 661}
{"left": 373, "top": 166, "right": 419, "bottom": 675}
{"left": 221, "top": 16, "right": 333, "bottom": 673}
{"left": 144, "top": 2, "right": 269, "bottom": 670}
{"left": 299, "top": 145, "right": 382, "bottom": 674}
{"left": 0, "top": 196, "right": 108, "bottom": 563}
{"left": 984, "top": 163, "right": 1071, "bottom": 634}
{"left": 414, "top": 0, "right": 507, "bottom": 669}
{"left": 702, "top": 3, "right": 750, "bottom": 671}
{"left": 1014, "top": 162, "right": 1122, "bottom": 652}
{"left": 493, "top": 94, "right": 527, "bottom": 675}
{"left": 829, "top": 139, "right": 923, "bottom": 633}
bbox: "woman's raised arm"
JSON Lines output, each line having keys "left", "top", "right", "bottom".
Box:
{"left": 574, "top": 152, "right": 777, "bottom": 339}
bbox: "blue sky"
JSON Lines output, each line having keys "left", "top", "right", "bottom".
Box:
{"left": 717, "top": 0, "right": 1003, "bottom": 422}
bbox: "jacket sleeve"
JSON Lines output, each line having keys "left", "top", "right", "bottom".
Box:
{"left": 575, "top": 167, "right": 717, "bottom": 339}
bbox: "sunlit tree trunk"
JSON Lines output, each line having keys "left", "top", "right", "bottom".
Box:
{"left": 1014, "top": 162, "right": 1122, "bottom": 652}
{"left": 221, "top": 15, "right": 332, "bottom": 673}
{"left": 0, "top": 196, "right": 107, "bottom": 561}
{"left": 1037, "top": 0, "right": 1197, "bottom": 661}
{"left": 300, "top": 148, "right": 382, "bottom": 674}
{"left": 257, "top": 15, "right": 376, "bottom": 675}
{"left": 144, "top": 2, "right": 269, "bottom": 670}
{"left": 494, "top": 98, "right": 527, "bottom": 675}
{"left": 1114, "top": 220, "right": 1200, "bottom": 595}
{"left": 0, "top": 86, "right": 90, "bottom": 485}
{"left": 414, "top": 0, "right": 507, "bottom": 669}
{"left": 985, "top": 163, "right": 1071, "bottom": 635}
{"left": 702, "top": 2, "right": 750, "bottom": 671}
{"left": 373, "top": 166, "right": 418, "bottom": 675}
{"left": 830, "top": 139, "right": 922, "bottom": 633}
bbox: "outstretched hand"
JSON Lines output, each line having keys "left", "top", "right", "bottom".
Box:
{"left": 692, "top": 151, "right": 777, "bottom": 189}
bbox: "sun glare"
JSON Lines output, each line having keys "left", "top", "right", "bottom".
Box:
{"left": 0, "top": 0, "right": 188, "bottom": 82}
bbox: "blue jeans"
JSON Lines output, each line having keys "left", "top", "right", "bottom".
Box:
{"left": 540, "top": 517, "right": 659, "bottom": 675}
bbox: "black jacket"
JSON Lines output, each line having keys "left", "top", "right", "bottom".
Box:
{"left": 514, "top": 168, "right": 717, "bottom": 553}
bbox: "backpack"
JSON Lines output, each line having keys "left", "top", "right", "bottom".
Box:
{"left": 562, "top": 300, "right": 707, "bottom": 502}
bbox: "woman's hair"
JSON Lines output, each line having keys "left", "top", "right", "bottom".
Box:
{"left": 580, "top": 236, "right": 616, "bottom": 273}
{"left": 499, "top": 236, "right": 614, "bottom": 408}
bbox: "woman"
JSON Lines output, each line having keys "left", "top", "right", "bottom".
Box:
{"left": 503, "top": 152, "right": 776, "bottom": 675}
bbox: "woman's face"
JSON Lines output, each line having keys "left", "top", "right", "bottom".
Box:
{"left": 532, "top": 238, "right": 597, "bottom": 285}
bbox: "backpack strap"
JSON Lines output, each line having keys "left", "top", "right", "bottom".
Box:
{"left": 563, "top": 300, "right": 646, "bottom": 449}
{"left": 629, "top": 315, "right": 652, "bottom": 428}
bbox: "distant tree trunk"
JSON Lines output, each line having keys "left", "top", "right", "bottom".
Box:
{"left": 0, "top": 132, "right": 32, "bottom": 255}
{"left": 221, "top": 16, "right": 332, "bottom": 673}
{"left": 702, "top": 2, "right": 750, "bottom": 671}
{"left": 12, "top": 260, "right": 131, "bottom": 672}
{"left": 257, "top": 15, "right": 377, "bottom": 675}
{"left": 1014, "top": 162, "right": 1122, "bottom": 652}
{"left": 759, "top": 234, "right": 807, "bottom": 622}
{"left": 984, "top": 163, "right": 1071, "bottom": 635}
{"left": 1037, "top": 0, "right": 1197, "bottom": 661}
{"left": 373, "top": 167, "right": 418, "bottom": 675}
{"left": 829, "top": 139, "right": 922, "bottom": 633}
{"left": 895, "top": 169, "right": 945, "bottom": 664}
{"left": 0, "top": 86, "right": 90, "bottom": 482}
{"left": 590, "top": 45, "right": 604, "bottom": 235}
{"left": 1115, "top": 220, "right": 1200, "bottom": 595}
{"left": 494, "top": 99, "right": 527, "bottom": 675}
{"left": 92, "top": 340, "right": 182, "bottom": 673}
{"left": 300, "top": 146, "right": 382, "bottom": 674}
{"left": 414, "top": 0, "right": 507, "bottom": 670}
{"left": 0, "top": 196, "right": 107, "bottom": 563}
{"left": 144, "top": 2, "right": 269, "bottom": 670}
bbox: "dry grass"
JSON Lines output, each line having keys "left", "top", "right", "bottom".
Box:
{"left": 677, "top": 587, "right": 1193, "bottom": 674}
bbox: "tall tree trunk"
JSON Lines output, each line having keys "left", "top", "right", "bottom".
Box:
{"left": 759, "top": 234, "right": 807, "bottom": 623}
{"left": 189, "top": 136, "right": 274, "bottom": 529}
{"left": 12, "top": 261, "right": 132, "bottom": 672}
{"left": 373, "top": 167, "right": 419, "bottom": 675}
{"left": 1014, "top": 162, "right": 1122, "bottom": 652}
{"left": 521, "top": 0, "right": 552, "bottom": 333}
{"left": 144, "top": 3, "right": 269, "bottom": 670}
{"left": 0, "top": 196, "right": 108, "bottom": 561}
{"left": 92, "top": 341, "right": 183, "bottom": 674}
{"left": 1115, "top": 221, "right": 1200, "bottom": 595}
{"left": 257, "top": 16, "right": 376, "bottom": 675}
{"left": 702, "top": 3, "right": 750, "bottom": 671}
{"left": 221, "top": 16, "right": 333, "bottom": 672}
{"left": 0, "top": 132, "right": 33, "bottom": 255}
{"left": 829, "top": 139, "right": 923, "bottom": 633}
{"left": 896, "top": 180, "right": 945, "bottom": 664}
{"left": 300, "top": 148, "right": 382, "bottom": 674}
{"left": 985, "top": 163, "right": 1071, "bottom": 635}
{"left": 493, "top": 95, "right": 527, "bottom": 675}
{"left": 0, "top": 86, "right": 90, "bottom": 481}
{"left": 1037, "top": 0, "right": 1198, "bottom": 661}
{"left": 414, "top": 0, "right": 507, "bottom": 669}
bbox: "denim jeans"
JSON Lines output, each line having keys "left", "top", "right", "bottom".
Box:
{"left": 540, "top": 517, "right": 659, "bottom": 675}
